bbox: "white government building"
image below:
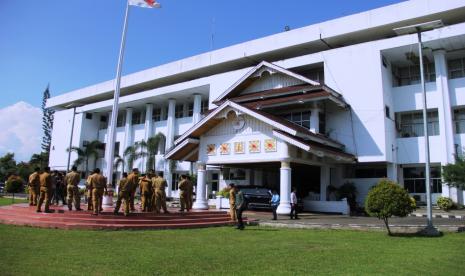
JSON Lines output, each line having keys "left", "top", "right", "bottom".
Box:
{"left": 47, "top": 0, "right": 465, "bottom": 213}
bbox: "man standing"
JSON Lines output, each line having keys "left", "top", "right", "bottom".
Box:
{"left": 88, "top": 168, "right": 107, "bottom": 215}
{"left": 152, "top": 173, "right": 169, "bottom": 214}
{"left": 127, "top": 168, "right": 139, "bottom": 212}
{"left": 139, "top": 174, "right": 152, "bottom": 212}
{"left": 235, "top": 186, "right": 246, "bottom": 230}
{"left": 28, "top": 167, "right": 41, "bottom": 206}
{"left": 37, "top": 167, "right": 52, "bottom": 213}
{"left": 270, "top": 190, "right": 280, "bottom": 220}
{"left": 86, "top": 174, "right": 93, "bottom": 211}
{"left": 65, "top": 166, "right": 82, "bottom": 211}
{"left": 290, "top": 187, "right": 299, "bottom": 220}
{"left": 228, "top": 183, "right": 236, "bottom": 222}
{"left": 178, "top": 175, "right": 189, "bottom": 212}
{"left": 114, "top": 173, "right": 131, "bottom": 216}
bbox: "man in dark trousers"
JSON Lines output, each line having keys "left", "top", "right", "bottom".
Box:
{"left": 290, "top": 187, "right": 299, "bottom": 219}
{"left": 235, "top": 185, "right": 246, "bottom": 230}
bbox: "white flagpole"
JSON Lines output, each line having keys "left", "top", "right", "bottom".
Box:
{"left": 105, "top": 0, "right": 131, "bottom": 187}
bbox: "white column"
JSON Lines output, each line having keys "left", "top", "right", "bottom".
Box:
{"left": 124, "top": 108, "right": 133, "bottom": 150}
{"left": 320, "top": 166, "right": 330, "bottom": 201}
{"left": 434, "top": 49, "right": 458, "bottom": 201}
{"left": 310, "top": 107, "right": 320, "bottom": 133}
{"left": 277, "top": 161, "right": 292, "bottom": 214}
{"left": 193, "top": 162, "right": 208, "bottom": 209}
{"left": 144, "top": 103, "right": 153, "bottom": 141}
{"left": 193, "top": 94, "right": 202, "bottom": 123}
{"left": 164, "top": 99, "right": 176, "bottom": 197}
{"left": 103, "top": 111, "right": 113, "bottom": 173}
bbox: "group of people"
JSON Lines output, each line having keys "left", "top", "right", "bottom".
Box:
{"left": 113, "top": 168, "right": 170, "bottom": 216}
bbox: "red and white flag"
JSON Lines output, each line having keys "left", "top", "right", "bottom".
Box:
{"left": 129, "top": 0, "right": 161, "bottom": 8}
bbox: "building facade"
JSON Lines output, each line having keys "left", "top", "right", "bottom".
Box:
{"left": 47, "top": 0, "right": 465, "bottom": 211}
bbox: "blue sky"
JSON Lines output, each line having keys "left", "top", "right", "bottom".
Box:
{"left": 0, "top": 0, "right": 405, "bottom": 109}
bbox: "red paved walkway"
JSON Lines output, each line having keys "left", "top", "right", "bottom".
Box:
{"left": 0, "top": 203, "right": 238, "bottom": 230}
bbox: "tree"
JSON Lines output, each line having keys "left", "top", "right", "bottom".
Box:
{"left": 114, "top": 154, "right": 125, "bottom": 175}
{"left": 442, "top": 155, "right": 465, "bottom": 190}
{"left": 67, "top": 140, "right": 103, "bottom": 177}
{"left": 0, "top": 153, "right": 17, "bottom": 181}
{"left": 145, "top": 133, "right": 165, "bottom": 172}
{"left": 123, "top": 141, "right": 146, "bottom": 172}
{"left": 5, "top": 175, "right": 24, "bottom": 203}
{"left": 41, "top": 85, "right": 54, "bottom": 160}
{"left": 29, "top": 152, "right": 48, "bottom": 169}
{"left": 365, "top": 179, "right": 415, "bottom": 235}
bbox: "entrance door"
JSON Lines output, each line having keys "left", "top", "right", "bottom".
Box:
{"left": 292, "top": 164, "right": 320, "bottom": 199}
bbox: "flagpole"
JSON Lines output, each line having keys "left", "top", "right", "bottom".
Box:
{"left": 105, "top": 0, "right": 131, "bottom": 187}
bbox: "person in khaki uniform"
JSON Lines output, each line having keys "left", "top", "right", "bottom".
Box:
{"left": 37, "top": 167, "right": 52, "bottom": 213}
{"left": 139, "top": 174, "right": 152, "bottom": 212}
{"left": 127, "top": 168, "right": 139, "bottom": 212}
{"left": 88, "top": 168, "right": 107, "bottom": 215}
{"left": 86, "top": 175, "right": 93, "bottom": 211}
{"left": 65, "top": 166, "right": 82, "bottom": 211}
{"left": 28, "top": 167, "right": 41, "bottom": 206}
{"left": 178, "top": 175, "right": 190, "bottom": 212}
{"left": 228, "top": 183, "right": 237, "bottom": 221}
{"left": 153, "top": 174, "right": 169, "bottom": 214}
{"left": 114, "top": 172, "right": 131, "bottom": 216}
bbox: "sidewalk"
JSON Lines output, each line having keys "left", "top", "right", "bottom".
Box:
{"left": 410, "top": 206, "right": 465, "bottom": 219}
{"left": 244, "top": 210, "right": 465, "bottom": 233}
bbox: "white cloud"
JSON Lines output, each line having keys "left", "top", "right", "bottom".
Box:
{"left": 0, "top": 101, "right": 42, "bottom": 162}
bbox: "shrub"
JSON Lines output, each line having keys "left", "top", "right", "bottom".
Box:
{"left": 436, "top": 196, "right": 454, "bottom": 211}
{"left": 337, "top": 182, "right": 357, "bottom": 214}
{"left": 217, "top": 187, "right": 231, "bottom": 199}
{"left": 365, "top": 178, "right": 415, "bottom": 235}
{"left": 5, "top": 176, "right": 24, "bottom": 203}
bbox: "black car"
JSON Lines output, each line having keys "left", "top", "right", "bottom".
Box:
{"left": 240, "top": 186, "right": 272, "bottom": 210}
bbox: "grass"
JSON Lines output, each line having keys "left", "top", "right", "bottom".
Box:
{"left": 0, "top": 225, "right": 464, "bottom": 275}
{"left": 0, "top": 196, "right": 28, "bottom": 206}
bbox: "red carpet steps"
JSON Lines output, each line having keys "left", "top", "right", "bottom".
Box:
{"left": 0, "top": 204, "right": 254, "bottom": 230}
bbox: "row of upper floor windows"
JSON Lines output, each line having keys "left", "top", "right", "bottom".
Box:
{"left": 392, "top": 57, "right": 465, "bottom": 87}
{"left": 394, "top": 107, "right": 465, "bottom": 138}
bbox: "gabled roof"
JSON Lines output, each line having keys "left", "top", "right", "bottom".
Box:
{"left": 213, "top": 61, "right": 320, "bottom": 104}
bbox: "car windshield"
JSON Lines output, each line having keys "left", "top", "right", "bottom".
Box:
{"left": 241, "top": 188, "right": 271, "bottom": 195}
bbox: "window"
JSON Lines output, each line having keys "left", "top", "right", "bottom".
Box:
{"left": 448, "top": 58, "right": 465, "bottom": 79}
{"left": 222, "top": 168, "right": 246, "bottom": 180}
{"left": 175, "top": 104, "right": 184, "bottom": 118}
{"left": 116, "top": 113, "right": 126, "bottom": 127}
{"left": 201, "top": 100, "right": 209, "bottom": 114}
{"left": 319, "top": 112, "right": 326, "bottom": 134}
{"left": 187, "top": 103, "right": 194, "bottom": 117}
{"left": 345, "top": 164, "right": 387, "bottom": 178}
{"left": 396, "top": 110, "right": 439, "bottom": 137}
{"left": 114, "top": 142, "right": 120, "bottom": 156}
{"left": 403, "top": 166, "right": 442, "bottom": 193}
{"left": 454, "top": 108, "right": 465, "bottom": 134}
{"left": 171, "top": 173, "right": 180, "bottom": 190}
{"left": 100, "top": 115, "right": 107, "bottom": 122}
{"left": 99, "top": 115, "right": 108, "bottom": 130}
{"left": 211, "top": 173, "right": 219, "bottom": 192}
{"left": 85, "top": 113, "right": 93, "bottom": 120}
{"left": 283, "top": 111, "right": 311, "bottom": 129}
{"left": 392, "top": 63, "right": 435, "bottom": 87}
{"left": 132, "top": 111, "right": 143, "bottom": 125}
{"left": 152, "top": 108, "right": 162, "bottom": 122}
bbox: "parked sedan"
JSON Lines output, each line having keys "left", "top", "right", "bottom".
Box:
{"left": 240, "top": 186, "right": 273, "bottom": 210}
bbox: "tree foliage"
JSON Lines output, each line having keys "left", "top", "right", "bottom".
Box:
{"left": 41, "top": 85, "right": 54, "bottom": 157}
{"left": 442, "top": 155, "right": 465, "bottom": 189}
{"left": 68, "top": 140, "right": 103, "bottom": 177}
{"left": 365, "top": 179, "right": 415, "bottom": 235}
{"left": 123, "top": 141, "right": 146, "bottom": 172}
{"left": 0, "top": 153, "right": 17, "bottom": 181}
{"left": 145, "top": 133, "right": 165, "bottom": 172}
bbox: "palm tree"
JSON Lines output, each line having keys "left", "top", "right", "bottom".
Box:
{"left": 67, "top": 140, "right": 103, "bottom": 177}
{"left": 114, "top": 154, "right": 125, "bottom": 175}
{"left": 123, "top": 141, "right": 147, "bottom": 172}
{"left": 145, "top": 133, "right": 165, "bottom": 172}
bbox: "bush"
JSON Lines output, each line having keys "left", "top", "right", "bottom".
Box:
{"left": 5, "top": 176, "right": 24, "bottom": 203}
{"left": 217, "top": 187, "right": 231, "bottom": 199}
{"left": 337, "top": 182, "right": 357, "bottom": 214}
{"left": 436, "top": 196, "right": 454, "bottom": 211}
{"left": 365, "top": 178, "right": 415, "bottom": 235}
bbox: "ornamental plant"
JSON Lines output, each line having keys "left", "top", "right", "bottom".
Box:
{"left": 436, "top": 196, "right": 454, "bottom": 211}
{"left": 365, "top": 178, "right": 415, "bottom": 235}
{"left": 5, "top": 175, "right": 24, "bottom": 203}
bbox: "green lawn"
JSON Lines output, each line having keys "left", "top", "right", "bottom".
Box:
{"left": 0, "top": 225, "right": 463, "bottom": 275}
{"left": 0, "top": 197, "right": 28, "bottom": 206}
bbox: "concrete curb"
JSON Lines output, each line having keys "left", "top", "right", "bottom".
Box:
{"left": 257, "top": 221, "right": 465, "bottom": 233}
{"left": 410, "top": 213, "right": 464, "bottom": 219}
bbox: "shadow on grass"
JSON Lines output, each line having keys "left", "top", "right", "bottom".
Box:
{"left": 388, "top": 231, "right": 444, "bottom": 238}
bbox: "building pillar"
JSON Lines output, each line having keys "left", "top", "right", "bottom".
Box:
{"left": 164, "top": 99, "right": 176, "bottom": 197}
{"left": 320, "top": 166, "right": 330, "bottom": 201}
{"left": 193, "top": 94, "right": 202, "bottom": 123}
{"left": 310, "top": 107, "right": 320, "bottom": 133}
{"left": 434, "top": 49, "right": 459, "bottom": 202}
{"left": 144, "top": 103, "right": 153, "bottom": 141}
{"left": 276, "top": 161, "right": 292, "bottom": 214}
{"left": 193, "top": 162, "right": 208, "bottom": 209}
{"left": 103, "top": 111, "right": 113, "bottom": 173}
{"left": 124, "top": 108, "right": 133, "bottom": 150}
